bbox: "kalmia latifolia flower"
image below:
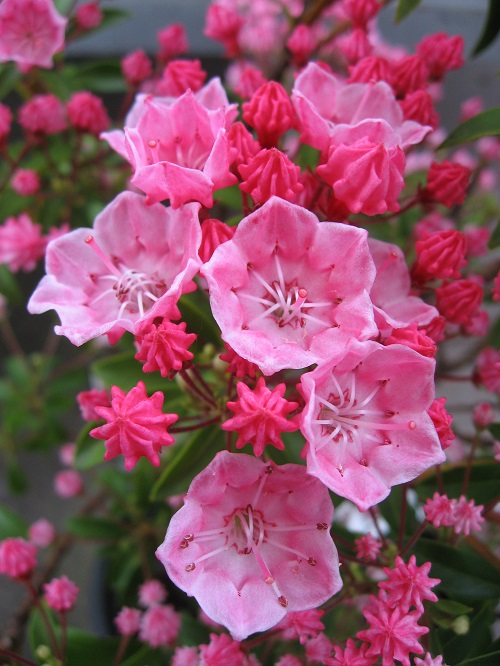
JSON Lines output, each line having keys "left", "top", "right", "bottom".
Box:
{"left": 238, "top": 148, "right": 303, "bottom": 205}
{"left": 424, "top": 493, "right": 457, "bottom": 528}
{"left": 473, "top": 402, "right": 494, "bottom": 429}
{"left": 299, "top": 341, "right": 445, "bottom": 510}
{"left": 43, "top": 575, "right": 79, "bottom": 612}
{"left": 28, "top": 192, "right": 202, "bottom": 346}
{"left": 75, "top": 2, "right": 103, "bottom": 30}
{"left": 417, "top": 32, "right": 464, "bottom": 80}
{"left": 18, "top": 93, "right": 66, "bottom": 135}
{"left": 121, "top": 49, "right": 152, "bottom": 86}
{"left": 156, "top": 451, "right": 342, "bottom": 641}
{"left": 415, "top": 654, "right": 448, "bottom": 666}
{"left": 428, "top": 397, "right": 454, "bottom": 449}
{"left": 134, "top": 319, "right": 196, "bottom": 377}
{"left": 11, "top": 169, "right": 40, "bottom": 196}
{"left": 412, "top": 229, "right": 468, "bottom": 284}
{"left": 139, "top": 604, "right": 180, "bottom": 648}
{"left": 327, "top": 638, "right": 374, "bottom": 666}
{"left": 0, "top": 0, "right": 67, "bottom": 69}
{"left": 199, "top": 632, "right": 250, "bottom": 666}
{"left": 223, "top": 377, "right": 299, "bottom": 456}
{"left": 54, "top": 469, "right": 83, "bottom": 498}
{"left": 90, "top": 381, "right": 178, "bottom": 471}
{"left": 67, "top": 91, "right": 110, "bottom": 135}
{"left": 435, "top": 279, "right": 483, "bottom": 326}
{"left": 474, "top": 347, "right": 500, "bottom": 393}
{"left": 0, "top": 213, "right": 46, "bottom": 272}
{"left": 449, "top": 496, "right": 484, "bottom": 536}
{"left": 384, "top": 324, "right": 437, "bottom": 358}
{"left": 379, "top": 555, "right": 440, "bottom": 613}
{"left": 219, "top": 343, "right": 258, "bottom": 379}
{"left": 423, "top": 160, "right": 471, "bottom": 208}
{"left": 199, "top": 218, "right": 235, "bottom": 263}
{"left": 28, "top": 518, "right": 56, "bottom": 547}
{"left": 278, "top": 609, "right": 325, "bottom": 644}
{"left": 0, "top": 538, "right": 37, "bottom": 580}
{"left": 354, "top": 534, "right": 382, "bottom": 563}
{"left": 76, "top": 389, "right": 110, "bottom": 421}
{"left": 242, "top": 81, "right": 297, "bottom": 148}
{"left": 138, "top": 579, "right": 167, "bottom": 607}
{"left": 202, "top": 197, "right": 377, "bottom": 375}
{"left": 115, "top": 607, "right": 142, "bottom": 636}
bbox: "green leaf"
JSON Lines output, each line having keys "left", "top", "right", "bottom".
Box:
{"left": 439, "top": 108, "right": 500, "bottom": 149}
{"left": 66, "top": 516, "right": 129, "bottom": 540}
{"left": 458, "top": 651, "right": 500, "bottom": 666}
{"left": 0, "top": 265, "right": 23, "bottom": 304}
{"left": 91, "top": 351, "right": 180, "bottom": 393}
{"left": 178, "top": 292, "right": 222, "bottom": 347}
{"left": 0, "top": 504, "right": 28, "bottom": 539}
{"left": 6, "top": 459, "right": 28, "bottom": 494}
{"left": 0, "top": 63, "right": 19, "bottom": 100}
{"left": 443, "top": 601, "right": 496, "bottom": 664}
{"left": 417, "top": 459, "right": 500, "bottom": 506}
{"left": 414, "top": 539, "right": 500, "bottom": 603}
{"left": 488, "top": 422, "right": 500, "bottom": 439}
{"left": 151, "top": 426, "right": 224, "bottom": 499}
{"left": 74, "top": 423, "right": 105, "bottom": 470}
{"left": 72, "top": 60, "right": 127, "bottom": 94}
{"left": 395, "top": 0, "right": 421, "bottom": 23}
{"left": 472, "top": 0, "right": 500, "bottom": 55}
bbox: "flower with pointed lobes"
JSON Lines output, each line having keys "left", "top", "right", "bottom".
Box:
{"left": 417, "top": 32, "right": 464, "bottom": 80}
{"left": 326, "top": 638, "right": 375, "bottom": 666}
{"left": 135, "top": 319, "right": 196, "bottom": 378}
{"left": 0, "top": 538, "right": 37, "bottom": 580}
{"left": 223, "top": 377, "right": 299, "bottom": 457}
{"left": 428, "top": 397, "right": 454, "bottom": 449}
{"left": 299, "top": 340, "right": 445, "bottom": 511}
{"left": 450, "top": 496, "right": 484, "bottom": 536}
{"left": 278, "top": 609, "right": 325, "bottom": 645}
{"left": 354, "top": 534, "right": 382, "bottom": 563}
{"left": 379, "top": 555, "right": 440, "bottom": 613}
{"left": 424, "top": 160, "right": 471, "bottom": 208}
{"left": 242, "top": 81, "right": 297, "bottom": 148}
{"left": 161, "top": 59, "right": 207, "bottom": 97}
{"left": 238, "top": 148, "right": 303, "bottom": 206}
{"left": 384, "top": 324, "right": 437, "bottom": 358}
{"left": 423, "top": 493, "right": 456, "bottom": 528}
{"left": 219, "top": 343, "right": 259, "bottom": 379}
{"left": 156, "top": 451, "right": 342, "bottom": 641}
{"left": 199, "top": 633, "right": 250, "bottom": 666}
{"left": 0, "top": 0, "right": 67, "bottom": 69}
{"left": 202, "top": 196, "right": 377, "bottom": 375}
{"left": 28, "top": 192, "right": 202, "bottom": 346}
{"left": 415, "top": 654, "right": 449, "bottom": 666}
{"left": 0, "top": 213, "right": 46, "bottom": 273}
{"left": 435, "top": 279, "right": 483, "bottom": 326}
{"left": 90, "top": 381, "right": 178, "bottom": 471}
{"left": 43, "top": 575, "right": 79, "bottom": 612}
{"left": 412, "top": 229, "right": 468, "bottom": 284}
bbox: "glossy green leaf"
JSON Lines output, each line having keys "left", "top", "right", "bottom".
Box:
{"left": 443, "top": 601, "right": 496, "bottom": 664}
{"left": 74, "top": 423, "right": 106, "bottom": 470}
{"left": 178, "top": 292, "right": 222, "bottom": 347}
{"left": 0, "top": 504, "right": 27, "bottom": 539}
{"left": 417, "top": 459, "right": 500, "bottom": 506}
{"left": 150, "top": 426, "right": 224, "bottom": 499}
{"left": 472, "top": 0, "right": 500, "bottom": 55}
{"left": 439, "top": 108, "right": 500, "bottom": 149}
{"left": 91, "top": 351, "right": 180, "bottom": 393}
{"left": 66, "top": 516, "right": 129, "bottom": 540}
{"left": 395, "top": 0, "right": 421, "bottom": 22}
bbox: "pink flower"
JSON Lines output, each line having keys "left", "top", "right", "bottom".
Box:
{"left": 475, "top": 347, "right": 500, "bottom": 393}
{"left": 226, "top": 61, "right": 267, "bottom": 99}
{"left": 28, "top": 518, "right": 56, "bottom": 547}
{"left": 343, "top": 0, "right": 382, "bottom": 26}
{"left": 18, "top": 94, "right": 66, "bottom": 135}
{"left": 391, "top": 55, "right": 429, "bottom": 97}
{"left": 412, "top": 230, "right": 468, "bottom": 284}
{"left": 11, "top": 168, "right": 40, "bottom": 196}
{"left": 423, "top": 492, "right": 456, "bottom": 528}
{"left": 417, "top": 32, "right": 464, "bottom": 80}
{"left": 0, "top": 213, "right": 46, "bottom": 272}
{"left": 90, "top": 381, "right": 178, "bottom": 471}
{"left": 75, "top": 2, "right": 102, "bottom": 29}
{"left": 399, "top": 90, "right": 438, "bottom": 129}
{"left": 202, "top": 197, "right": 377, "bottom": 375}
{"left": 239, "top": 148, "right": 303, "bottom": 205}
{"left": 54, "top": 470, "right": 83, "bottom": 498}
{"left": 138, "top": 579, "right": 167, "bottom": 607}
{"left": 0, "top": 538, "right": 37, "bottom": 580}
{"left": 278, "top": 609, "right": 325, "bottom": 644}
{"left": 449, "top": 496, "right": 485, "bottom": 536}
{"left": 435, "top": 279, "right": 483, "bottom": 326}
{"left": 0, "top": 0, "right": 67, "bottom": 69}
{"left": 156, "top": 451, "right": 342, "bottom": 641}
{"left": 424, "top": 161, "right": 471, "bottom": 207}
{"left": 299, "top": 341, "right": 445, "bottom": 511}
{"left": 473, "top": 402, "right": 494, "bottom": 429}
{"left": 306, "top": 632, "right": 334, "bottom": 664}
{"left": 121, "top": 49, "right": 152, "bottom": 86}
{"left": 379, "top": 555, "right": 439, "bottom": 613}
{"left": 348, "top": 56, "right": 391, "bottom": 85}
{"left": 199, "top": 218, "right": 235, "bottom": 264}
{"left": 354, "top": 534, "right": 382, "bottom": 563}
{"left": 67, "top": 91, "right": 110, "bottom": 135}
{"left": 139, "top": 604, "right": 180, "bottom": 647}
{"left": 199, "top": 633, "right": 248, "bottom": 666}
{"left": 414, "top": 654, "right": 448, "bottom": 666}
{"left": 223, "top": 377, "right": 299, "bottom": 457}
{"left": 135, "top": 320, "right": 196, "bottom": 377}
{"left": 428, "top": 397, "right": 454, "bottom": 450}
{"left": 160, "top": 59, "right": 207, "bottom": 97}
{"left": 115, "top": 606, "right": 142, "bottom": 636}
{"left": 122, "top": 89, "right": 236, "bottom": 207}
{"left": 59, "top": 442, "right": 76, "bottom": 467}
{"left": 286, "top": 25, "right": 318, "bottom": 67}
{"left": 357, "top": 598, "right": 428, "bottom": 666}
{"left": 204, "top": 4, "right": 243, "bottom": 58}
{"left": 28, "top": 192, "right": 202, "bottom": 346}
{"left": 76, "top": 389, "right": 111, "bottom": 422}
{"left": 327, "top": 638, "right": 375, "bottom": 666}
{"left": 172, "top": 646, "right": 199, "bottom": 666}
{"left": 43, "top": 575, "right": 79, "bottom": 612}
{"left": 242, "top": 81, "right": 297, "bottom": 148}
{"left": 384, "top": 324, "right": 437, "bottom": 358}
{"left": 219, "top": 344, "right": 258, "bottom": 379}
{"left": 157, "top": 23, "right": 188, "bottom": 62}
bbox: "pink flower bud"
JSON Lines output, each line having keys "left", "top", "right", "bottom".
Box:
{"left": 385, "top": 324, "right": 437, "bottom": 357}
{"left": 239, "top": 147, "right": 303, "bottom": 205}
{"left": 417, "top": 32, "right": 464, "bottom": 80}
{"left": 11, "top": 168, "right": 40, "bottom": 196}
{"left": 0, "top": 538, "right": 37, "bottom": 580}
{"left": 204, "top": 4, "right": 242, "bottom": 58}
{"left": 391, "top": 54, "right": 429, "bottom": 97}
{"left": 54, "top": 470, "right": 84, "bottom": 498}
{"left": 424, "top": 161, "right": 471, "bottom": 207}
{"left": 199, "top": 218, "right": 235, "bottom": 264}
{"left": 161, "top": 59, "right": 207, "bottom": 96}
{"left": 115, "top": 607, "right": 142, "bottom": 636}
{"left": 157, "top": 23, "right": 188, "bottom": 62}
{"left": 134, "top": 320, "right": 196, "bottom": 378}
{"left": 139, "top": 604, "right": 180, "bottom": 648}
{"left": 286, "top": 25, "right": 318, "bottom": 68}
{"left": 18, "top": 94, "right": 66, "bottom": 135}
{"left": 44, "top": 575, "right": 79, "bottom": 612}
{"left": 59, "top": 442, "right": 76, "bottom": 467}
{"left": 399, "top": 90, "right": 438, "bottom": 129}
{"left": 428, "top": 397, "right": 454, "bottom": 449}
{"left": 67, "top": 91, "right": 110, "bottom": 135}
{"left": 412, "top": 229, "right": 468, "bottom": 283}
{"left": 226, "top": 61, "right": 267, "bottom": 99}
{"left": 242, "top": 81, "right": 297, "bottom": 148}
{"left": 28, "top": 518, "right": 56, "bottom": 547}
{"left": 227, "top": 121, "right": 261, "bottom": 170}
{"left": 347, "top": 55, "right": 391, "bottom": 84}
{"left": 138, "top": 579, "right": 167, "bottom": 608}
{"left": 76, "top": 389, "right": 110, "bottom": 422}
{"left": 475, "top": 347, "right": 500, "bottom": 393}
{"left": 121, "top": 49, "right": 152, "bottom": 86}
{"left": 75, "top": 2, "right": 103, "bottom": 30}
{"left": 344, "top": 0, "right": 382, "bottom": 26}
{"left": 435, "top": 279, "right": 483, "bottom": 325}
{"left": 473, "top": 402, "right": 494, "bottom": 429}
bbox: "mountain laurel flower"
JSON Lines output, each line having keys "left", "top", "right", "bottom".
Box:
{"left": 90, "top": 381, "right": 178, "bottom": 471}
{"left": 28, "top": 518, "right": 56, "bottom": 548}
{"left": 121, "top": 49, "right": 152, "bottom": 86}
{"left": 238, "top": 148, "right": 303, "bottom": 205}
{"left": 75, "top": 2, "right": 103, "bottom": 30}
{"left": 139, "top": 604, "right": 180, "bottom": 648}
{"left": 449, "top": 496, "right": 485, "bottom": 536}
{"left": 348, "top": 55, "right": 392, "bottom": 84}
{"left": 157, "top": 23, "right": 188, "bottom": 62}
{"left": 354, "top": 534, "right": 382, "bottom": 563}
{"left": 0, "top": 0, "right": 67, "bottom": 69}
{"left": 28, "top": 192, "right": 202, "bottom": 346}
{"left": 278, "top": 609, "right": 325, "bottom": 645}
{"left": 412, "top": 229, "right": 468, "bottom": 284}
{"left": 115, "top": 607, "right": 142, "bottom": 636}
{"left": 474, "top": 347, "right": 500, "bottom": 393}
{"left": 199, "top": 633, "right": 249, "bottom": 666}
{"left": 384, "top": 324, "right": 437, "bottom": 358}
{"left": 54, "top": 470, "right": 83, "bottom": 498}
{"left": 172, "top": 646, "right": 199, "bottom": 666}
{"left": 76, "top": 389, "right": 111, "bottom": 422}
{"left": 435, "top": 279, "right": 483, "bottom": 326}
{"left": 199, "top": 218, "right": 235, "bottom": 264}
{"left": 379, "top": 555, "right": 440, "bottom": 613}
{"left": 219, "top": 343, "right": 259, "bottom": 379}
{"left": 67, "top": 91, "right": 110, "bottom": 135}
{"left": 327, "top": 638, "right": 375, "bottom": 666}
{"left": 472, "top": 402, "right": 494, "bottom": 429}
{"left": 161, "top": 59, "right": 207, "bottom": 96}
{"left": 43, "top": 575, "right": 79, "bottom": 612}
{"left": 414, "top": 654, "right": 449, "bottom": 666}
{"left": 242, "top": 81, "right": 297, "bottom": 148}
{"left": 11, "top": 169, "right": 40, "bottom": 196}
{"left": 390, "top": 55, "right": 429, "bottom": 98}
{"left": 134, "top": 319, "right": 196, "bottom": 377}
{"left": 156, "top": 451, "right": 343, "bottom": 641}
{"left": 18, "top": 93, "right": 66, "bottom": 135}
{"left": 417, "top": 32, "right": 464, "bottom": 80}
{"left": 299, "top": 341, "right": 445, "bottom": 511}
{"left": 399, "top": 90, "right": 439, "bottom": 129}
{"left": 0, "top": 213, "right": 46, "bottom": 273}
{"left": 202, "top": 196, "right": 377, "bottom": 375}
{"left": 423, "top": 493, "right": 456, "bottom": 528}
{"left": 306, "top": 632, "right": 334, "bottom": 664}
{"left": 138, "top": 579, "right": 168, "bottom": 607}
{"left": 0, "top": 538, "right": 37, "bottom": 580}
{"left": 427, "top": 397, "right": 454, "bottom": 449}
{"left": 223, "top": 377, "right": 299, "bottom": 456}
{"left": 424, "top": 160, "right": 471, "bottom": 208}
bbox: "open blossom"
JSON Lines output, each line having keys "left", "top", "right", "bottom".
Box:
{"left": 299, "top": 341, "right": 445, "bottom": 511}
{"left": 379, "top": 555, "right": 440, "bottom": 613}
{"left": 0, "top": 0, "right": 67, "bottom": 69}
{"left": 222, "top": 377, "right": 299, "bottom": 457}
{"left": 202, "top": 197, "right": 377, "bottom": 375}
{"left": 44, "top": 575, "right": 79, "bottom": 612}
{"left": 28, "top": 192, "right": 202, "bottom": 346}
{"left": 156, "top": 451, "right": 342, "bottom": 641}
{"left": 90, "top": 381, "right": 178, "bottom": 471}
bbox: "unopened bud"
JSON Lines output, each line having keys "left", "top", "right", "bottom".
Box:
{"left": 452, "top": 615, "right": 469, "bottom": 635}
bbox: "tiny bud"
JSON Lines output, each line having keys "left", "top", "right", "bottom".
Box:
{"left": 452, "top": 615, "right": 469, "bottom": 635}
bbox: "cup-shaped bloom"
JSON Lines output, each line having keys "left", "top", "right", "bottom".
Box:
{"left": 156, "top": 451, "right": 342, "bottom": 641}
{"left": 201, "top": 197, "right": 377, "bottom": 375}
{"left": 299, "top": 341, "right": 445, "bottom": 510}
{"left": 28, "top": 191, "right": 202, "bottom": 346}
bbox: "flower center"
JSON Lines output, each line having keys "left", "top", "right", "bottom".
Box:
{"left": 85, "top": 236, "right": 167, "bottom": 318}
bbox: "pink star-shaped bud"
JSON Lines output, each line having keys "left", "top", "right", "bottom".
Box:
{"left": 90, "top": 381, "right": 178, "bottom": 471}
{"left": 222, "top": 377, "right": 299, "bottom": 456}
{"left": 379, "top": 555, "right": 440, "bottom": 613}
{"left": 135, "top": 319, "right": 196, "bottom": 378}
